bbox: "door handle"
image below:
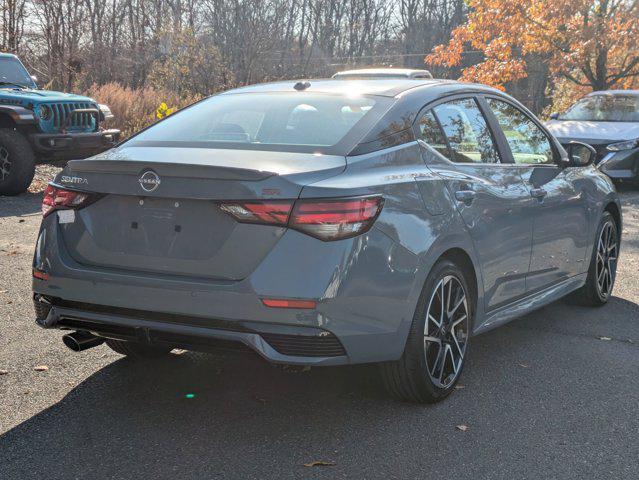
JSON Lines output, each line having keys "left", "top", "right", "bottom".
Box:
{"left": 530, "top": 188, "right": 547, "bottom": 199}
{"left": 455, "top": 190, "right": 476, "bottom": 205}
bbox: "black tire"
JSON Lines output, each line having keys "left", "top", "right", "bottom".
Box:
{"left": 380, "top": 258, "right": 473, "bottom": 403}
{"left": 571, "top": 211, "right": 619, "bottom": 306}
{"left": 105, "top": 339, "right": 172, "bottom": 359}
{"left": 0, "top": 129, "right": 35, "bottom": 196}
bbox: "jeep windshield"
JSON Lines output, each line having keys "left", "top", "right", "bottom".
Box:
{"left": 126, "top": 92, "right": 389, "bottom": 155}
{"left": 0, "top": 56, "right": 34, "bottom": 89}
{"left": 560, "top": 93, "right": 639, "bottom": 122}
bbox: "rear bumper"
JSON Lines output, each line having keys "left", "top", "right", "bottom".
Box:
{"left": 32, "top": 216, "right": 421, "bottom": 365}
{"left": 30, "top": 129, "right": 120, "bottom": 160}
{"left": 34, "top": 295, "right": 348, "bottom": 365}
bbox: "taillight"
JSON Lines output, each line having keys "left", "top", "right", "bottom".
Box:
{"left": 220, "top": 196, "right": 384, "bottom": 241}
{"left": 42, "top": 184, "right": 93, "bottom": 217}
{"left": 219, "top": 200, "right": 293, "bottom": 226}
{"left": 290, "top": 197, "right": 384, "bottom": 240}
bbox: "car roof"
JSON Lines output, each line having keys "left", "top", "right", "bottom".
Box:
{"left": 586, "top": 89, "right": 639, "bottom": 96}
{"left": 332, "top": 68, "right": 433, "bottom": 79}
{"left": 223, "top": 78, "right": 500, "bottom": 98}
{"left": 0, "top": 52, "right": 17, "bottom": 59}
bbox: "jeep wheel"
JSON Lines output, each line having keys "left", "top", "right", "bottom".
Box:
{"left": 0, "top": 129, "right": 35, "bottom": 196}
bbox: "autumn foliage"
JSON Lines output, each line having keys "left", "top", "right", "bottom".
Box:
{"left": 427, "top": 0, "right": 639, "bottom": 92}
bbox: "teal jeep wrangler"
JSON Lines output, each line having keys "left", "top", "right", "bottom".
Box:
{"left": 0, "top": 53, "right": 119, "bottom": 195}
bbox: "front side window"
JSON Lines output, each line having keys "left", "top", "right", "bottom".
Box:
{"left": 432, "top": 98, "right": 500, "bottom": 164}
{"left": 128, "top": 93, "right": 379, "bottom": 154}
{"left": 487, "top": 98, "right": 554, "bottom": 165}
{"left": 560, "top": 94, "right": 639, "bottom": 122}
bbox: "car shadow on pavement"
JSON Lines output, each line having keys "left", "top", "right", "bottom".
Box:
{"left": 1, "top": 296, "right": 638, "bottom": 479}
{"left": 0, "top": 192, "right": 42, "bottom": 218}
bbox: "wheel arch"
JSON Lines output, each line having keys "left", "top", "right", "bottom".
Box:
{"left": 604, "top": 201, "right": 621, "bottom": 234}
{"left": 405, "top": 234, "right": 485, "bottom": 343}
{"left": 439, "top": 247, "right": 478, "bottom": 314}
{"left": 0, "top": 111, "right": 17, "bottom": 129}
{"left": 0, "top": 105, "right": 37, "bottom": 126}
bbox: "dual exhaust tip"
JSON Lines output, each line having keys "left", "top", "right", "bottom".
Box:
{"left": 62, "top": 331, "right": 104, "bottom": 352}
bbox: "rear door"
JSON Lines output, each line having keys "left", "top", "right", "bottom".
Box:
{"left": 484, "top": 97, "right": 590, "bottom": 292}
{"left": 416, "top": 97, "right": 534, "bottom": 310}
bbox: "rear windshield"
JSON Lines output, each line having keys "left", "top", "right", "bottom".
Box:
{"left": 560, "top": 94, "right": 639, "bottom": 122}
{"left": 128, "top": 92, "right": 383, "bottom": 154}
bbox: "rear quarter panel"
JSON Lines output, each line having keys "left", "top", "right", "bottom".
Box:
{"left": 300, "top": 142, "right": 483, "bottom": 355}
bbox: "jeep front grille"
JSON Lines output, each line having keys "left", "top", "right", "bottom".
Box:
{"left": 50, "top": 102, "right": 96, "bottom": 131}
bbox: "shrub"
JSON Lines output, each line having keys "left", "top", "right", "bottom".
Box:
{"left": 82, "top": 83, "right": 201, "bottom": 138}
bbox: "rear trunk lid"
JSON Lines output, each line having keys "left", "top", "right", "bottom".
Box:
{"left": 56, "top": 146, "right": 344, "bottom": 280}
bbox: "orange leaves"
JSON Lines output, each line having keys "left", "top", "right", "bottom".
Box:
{"left": 426, "top": 0, "right": 639, "bottom": 91}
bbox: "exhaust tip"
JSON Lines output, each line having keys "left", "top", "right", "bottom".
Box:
{"left": 62, "top": 331, "right": 104, "bottom": 352}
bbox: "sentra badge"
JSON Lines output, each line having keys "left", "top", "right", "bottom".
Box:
{"left": 61, "top": 175, "right": 88, "bottom": 185}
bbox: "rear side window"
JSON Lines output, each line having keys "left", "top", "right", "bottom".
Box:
{"left": 129, "top": 93, "right": 379, "bottom": 153}
{"left": 416, "top": 110, "right": 449, "bottom": 157}
{"left": 432, "top": 98, "right": 501, "bottom": 164}
{"left": 487, "top": 98, "right": 554, "bottom": 165}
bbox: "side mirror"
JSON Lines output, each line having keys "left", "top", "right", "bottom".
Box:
{"left": 549, "top": 112, "right": 559, "bottom": 120}
{"left": 565, "top": 141, "right": 596, "bottom": 167}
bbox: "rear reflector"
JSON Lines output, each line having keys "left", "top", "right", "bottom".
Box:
{"left": 33, "top": 268, "right": 49, "bottom": 281}
{"left": 262, "top": 298, "right": 317, "bottom": 309}
{"left": 42, "top": 184, "right": 93, "bottom": 217}
{"left": 220, "top": 196, "right": 383, "bottom": 241}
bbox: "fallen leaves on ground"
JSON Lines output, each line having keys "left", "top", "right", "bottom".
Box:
{"left": 0, "top": 369, "right": 8, "bottom": 375}
{"left": 454, "top": 384, "right": 465, "bottom": 390}
{"left": 456, "top": 425, "right": 469, "bottom": 432}
{"left": 518, "top": 363, "right": 529, "bottom": 368}
{"left": 34, "top": 365, "right": 49, "bottom": 372}
{"left": 598, "top": 336, "right": 612, "bottom": 341}
{"left": 304, "top": 460, "right": 336, "bottom": 467}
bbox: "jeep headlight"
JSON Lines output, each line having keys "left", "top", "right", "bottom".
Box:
{"left": 39, "top": 105, "right": 51, "bottom": 121}
{"left": 607, "top": 139, "right": 639, "bottom": 152}
{"left": 98, "top": 103, "right": 114, "bottom": 120}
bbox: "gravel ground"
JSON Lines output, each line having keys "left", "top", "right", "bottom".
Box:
{"left": 0, "top": 180, "right": 638, "bottom": 480}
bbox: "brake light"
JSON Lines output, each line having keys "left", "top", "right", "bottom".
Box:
{"left": 42, "top": 184, "right": 92, "bottom": 217}
{"left": 219, "top": 200, "right": 293, "bottom": 225}
{"left": 290, "top": 197, "right": 384, "bottom": 240}
{"left": 220, "top": 196, "right": 384, "bottom": 241}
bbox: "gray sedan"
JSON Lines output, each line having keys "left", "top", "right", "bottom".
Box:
{"left": 32, "top": 78, "right": 621, "bottom": 403}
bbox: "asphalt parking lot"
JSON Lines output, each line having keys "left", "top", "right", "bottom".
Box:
{"left": 1, "top": 181, "right": 638, "bottom": 480}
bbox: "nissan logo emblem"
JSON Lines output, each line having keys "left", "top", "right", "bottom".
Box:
{"left": 139, "top": 170, "right": 161, "bottom": 193}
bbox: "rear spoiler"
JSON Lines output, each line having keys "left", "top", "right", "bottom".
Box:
{"left": 67, "top": 159, "right": 276, "bottom": 181}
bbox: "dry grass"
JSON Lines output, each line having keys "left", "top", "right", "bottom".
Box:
{"left": 82, "top": 83, "right": 201, "bottom": 138}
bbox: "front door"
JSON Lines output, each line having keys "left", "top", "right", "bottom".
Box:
{"left": 416, "top": 97, "right": 534, "bottom": 311}
{"left": 484, "top": 97, "right": 590, "bottom": 292}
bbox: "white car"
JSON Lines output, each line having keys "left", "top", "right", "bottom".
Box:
{"left": 546, "top": 90, "right": 639, "bottom": 185}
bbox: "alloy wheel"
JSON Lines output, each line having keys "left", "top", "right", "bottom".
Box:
{"left": 423, "top": 275, "right": 469, "bottom": 388}
{"left": 0, "top": 146, "right": 10, "bottom": 181}
{"left": 595, "top": 220, "right": 618, "bottom": 300}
